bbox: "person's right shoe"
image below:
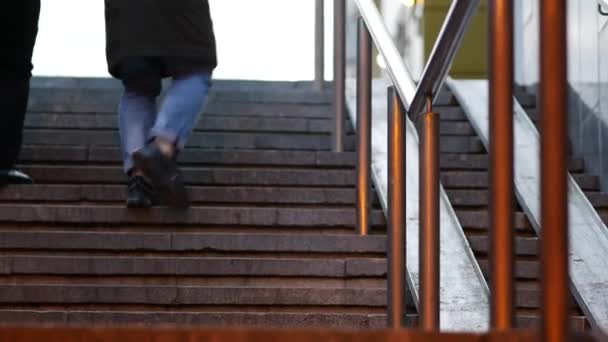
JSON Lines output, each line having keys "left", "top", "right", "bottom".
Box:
{"left": 126, "top": 175, "right": 157, "bottom": 208}
{"left": 132, "top": 144, "right": 189, "bottom": 209}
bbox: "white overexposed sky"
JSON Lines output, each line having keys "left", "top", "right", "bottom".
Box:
{"left": 33, "top": 0, "right": 335, "bottom": 80}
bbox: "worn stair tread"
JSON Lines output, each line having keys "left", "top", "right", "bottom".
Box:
{"left": 440, "top": 154, "right": 584, "bottom": 172}
{"left": 18, "top": 166, "right": 357, "bottom": 186}
{"left": 0, "top": 310, "right": 418, "bottom": 328}
{"left": 583, "top": 191, "right": 608, "bottom": 208}
{"left": 477, "top": 259, "right": 539, "bottom": 280}
{"left": 28, "top": 101, "right": 334, "bottom": 118}
{"left": 0, "top": 204, "right": 386, "bottom": 227}
{"left": 0, "top": 185, "right": 376, "bottom": 206}
{"left": 455, "top": 209, "right": 529, "bottom": 232}
{"left": 23, "top": 130, "right": 356, "bottom": 151}
{"left": 1, "top": 255, "right": 386, "bottom": 277}
{"left": 208, "top": 91, "right": 333, "bottom": 105}
{"left": 441, "top": 171, "right": 599, "bottom": 190}
{"left": 467, "top": 235, "right": 538, "bottom": 256}
{"left": 20, "top": 147, "right": 357, "bottom": 167}
{"left": 25, "top": 115, "right": 347, "bottom": 134}
{"left": 0, "top": 231, "right": 385, "bottom": 253}
{"left": 0, "top": 285, "right": 388, "bottom": 306}
{"left": 515, "top": 314, "right": 587, "bottom": 331}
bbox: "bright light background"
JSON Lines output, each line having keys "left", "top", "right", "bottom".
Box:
{"left": 32, "top": 0, "right": 335, "bottom": 81}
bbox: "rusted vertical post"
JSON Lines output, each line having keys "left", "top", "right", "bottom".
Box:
{"left": 419, "top": 96, "right": 440, "bottom": 331}
{"left": 489, "top": 0, "right": 515, "bottom": 330}
{"left": 387, "top": 86, "right": 407, "bottom": 329}
{"left": 333, "top": 0, "right": 346, "bottom": 152}
{"left": 540, "top": 0, "right": 569, "bottom": 341}
{"left": 315, "top": 0, "right": 325, "bottom": 90}
{"left": 356, "top": 17, "right": 372, "bottom": 236}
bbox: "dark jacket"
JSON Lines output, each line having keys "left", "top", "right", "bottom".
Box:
{"left": 104, "top": 0, "right": 217, "bottom": 78}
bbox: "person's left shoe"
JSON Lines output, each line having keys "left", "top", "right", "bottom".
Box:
{"left": 0, "top": 168, "right": 34, "bottom": 185}
{"left": 127, "top": 175, "right": 158, "bottom": 208}
{"left": 133, "top": 144, "right": 189, "bottom": 210}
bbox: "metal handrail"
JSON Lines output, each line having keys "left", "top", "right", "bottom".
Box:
{"left": 409, "top": 0, "right": 481, "bottom": 118}
{"left": 350, "top": 0, "right": 480, "bottom": 330}
{"left": 353, "top": 0, "right": 417, "bottom": 109}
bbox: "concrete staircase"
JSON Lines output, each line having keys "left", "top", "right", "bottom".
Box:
{"left": 0, "top": 79, "right": 417, "bottom": 328}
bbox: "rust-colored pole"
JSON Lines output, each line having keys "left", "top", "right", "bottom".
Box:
{"left": 356, "top": 17, "right": 372, "bottom": 236}
{"left": 333, "top": 0, "right": 346, "bottom": 152}
{"left": 419, "top": 96, "right": 440, "bottom": 331}
{"left": 387, "top": 86, "right": 407, "bottom": 329}
{"left": 489, "top": 0, "right": 515, "bottom": 330}
{"left": 540, "top": 0, "right": 569, "bottom": 341}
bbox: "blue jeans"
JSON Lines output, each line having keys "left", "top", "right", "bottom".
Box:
{"left": 118, "top": 59, "right": 212, "bottom": 173}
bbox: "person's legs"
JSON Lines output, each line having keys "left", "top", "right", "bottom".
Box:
{"left": 150, "top": 71, "right": 212, "bottom": 150}
{"left": 118, "top": 58, "right": 162, "bottom": 173}
{"left": 0, "top": 0, "right": 40, "bottom": 184}
{"left": 133, "top": 70, "right": 212, "bottom": 209}
{"left": 117, "top": 58, "right": 162, "bottom": 208}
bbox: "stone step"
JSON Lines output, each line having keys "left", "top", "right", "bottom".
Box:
{"left": 514, "top": 283, "right": 580, "bottom": 309}
{"left": 18, "top": 166, "right": 357, "bottom": 186}
{"left": 22, "top": 130, "right": 356, "bottom": 151}
{"left": 0, "top": 285, "right": 389, "bottom": 307}
{"left": 25, "top": 114, "right": 347, "bottom": 134}
{"left": 204, "top": 103, "right": 333, "bottom": 118}
{"left": 583, "top": 192, "right": 608, "bottom": 209}
{"left": 0, "top": 255, "right": 386, "bottom": 277}
{"left": 467, "top": 235, "right": 538, "bottom": 256}
{"left": 455, "top": 210, "right": 530, "bottom": 231}
{"left": 515, "top": 314, "right": 586, "bottom": 332}
{"left": 0, "top": 185, "right": 379, "bottom": 206}
{"left": 0, "top": 310, "right": 416, "bottom": 329}
{"left": 515, "top": 94, "right": 537, "bottom": 108}
{"left": 0, "top": 205, "right": 386, "bottom": 227}
{"left": 429, "top": 106, "right": 466, "bottom": 121}
{"left": 20, "top": 147, "right": 357, "bottom": 167}
{"left": 209, "top": 90, "right": 333, "bottom": 105}
{"left": 24, "top": 114, "right": 478, "bottom": 137}
{"left": 441, "top": 171, "right": 599, "bottom": 190}
{"left": 438, "top": 137, "right": 485, "bottom": 153}
{"left": 22, "top": 130, "right": 482, "bottom": 153}
{"left": 439, "top": 154, "right": 585, "bottom": 172}
{"left": 0, "top": 309, "right": 586, "bottom": 331}
{"left": 0, "top": 231, "right": 385, "bottom": 253}
{"left": 477, "top": 259, "right": 539, "bottom": 280}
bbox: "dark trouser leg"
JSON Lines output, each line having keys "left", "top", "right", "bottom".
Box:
{"left": 0, "top": 0, "right": 41, "bottom": 168}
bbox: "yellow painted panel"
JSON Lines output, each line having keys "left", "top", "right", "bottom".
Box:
{"left": 424, "top": 0, "right": 488, "bottom": 78}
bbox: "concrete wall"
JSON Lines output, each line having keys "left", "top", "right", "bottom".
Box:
{"left": 516, "top": 0, "right": 608, "bottom": 191}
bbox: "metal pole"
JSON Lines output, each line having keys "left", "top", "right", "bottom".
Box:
{"left": 315, "top": 0, "right": 325, "bottom": 90}
{"left": 489, "top": 0, "right": 515, "bottom": 330}
{"left": 333, "top": 0, "right": 346, "bottom": 152}
{"left": 540, "top": 0, "right": 569, "bottom": 341}
{"left": 387, "top": 86, "right": 407, "bottom": 329}
{"left": 356, "top": 18, "right": 372, "bottom": 236}
{"left": 419, "top": 97, "right": 440, "bottom": 331}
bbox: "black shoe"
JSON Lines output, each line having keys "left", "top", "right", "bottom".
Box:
{"left": 127, "top": 175, "right": 158, "bottom": 208}
{"left": 132, "top": 144, "right": 189, "bottom": 209}
{"left": 0, "top": 168, "right": 34, "bottom": 185}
